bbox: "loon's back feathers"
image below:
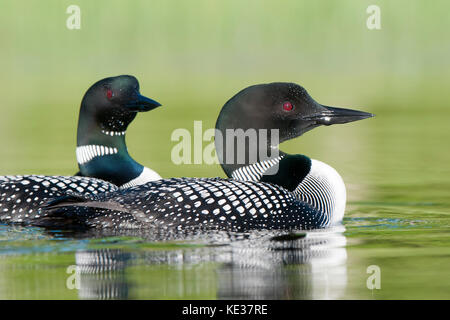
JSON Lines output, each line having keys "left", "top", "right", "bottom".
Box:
{"left": 44, "top": 178, "right": 326, "bottom": 231}
{"left": 230, "top": 155, "right": 347, "bottom": 226}
{"left": 41, "top": 158, "right": 345, "bottom": 231}
{"left": 0, "top": 175, "right": 118, "bottom": 223}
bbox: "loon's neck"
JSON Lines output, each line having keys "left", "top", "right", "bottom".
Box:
{"left": 77, "top": 132, "right": 143, "bottom": 187}
{"left": 225, "top": 149, "right": 312, "bottom": 192}
{"left": 76, "top": 108, "right": 157, "bottom": 187}
{"left": 225, "top": 150, "right": 347, "bottom": 225}
{"left": 216, "top": 132, "right": 283, "bottom": 177}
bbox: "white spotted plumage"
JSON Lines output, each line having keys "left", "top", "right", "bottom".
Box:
{"left": 230, "top": 157, "right": 346, "bottom": 227}
{"left": 46, "top": 178, "right": 327, "bottom": 231}
{"left": 0, "top": 175, "right": 118, "bottom": 223}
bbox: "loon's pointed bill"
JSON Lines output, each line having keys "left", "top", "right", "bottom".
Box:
{"left": 302, "top": 105, "right": 374, "bottom": 125}
{"left": 126, "top": 94, "right": 162, "bottom": 112}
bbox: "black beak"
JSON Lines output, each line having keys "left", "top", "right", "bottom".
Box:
{"left": 302, "top": 105, "right": 374, "bottom": 125}
{"left": 126, "top": 94, "right": 162, "bottom": 112}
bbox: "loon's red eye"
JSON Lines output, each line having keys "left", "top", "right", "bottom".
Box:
{"left": 283, "top": 102, "right": 293, "bottom": 111}
{"left": 106, "top": 89, "right": 113, "bottom": 99}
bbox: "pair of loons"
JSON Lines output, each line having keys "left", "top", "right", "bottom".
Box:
{"left": 0, "top": 75, "right": 373, "bottom": 231}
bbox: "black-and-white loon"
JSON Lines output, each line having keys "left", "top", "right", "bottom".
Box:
{"left": 45, "top": 82, "right": 373, "bottom": 231}
{"left": 0, "top": 75, "right": 162, "bottom": 224}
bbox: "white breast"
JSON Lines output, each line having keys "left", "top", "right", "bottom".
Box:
{"left": 293, "top": 159, "right": 346, "bottom": 225}
{"left": 120, "top": 167, "right": 162, "bottom": 189}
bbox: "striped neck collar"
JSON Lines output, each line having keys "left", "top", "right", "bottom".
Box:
{"left": 231, "top": 154, "right": 346, "bottom": 224}
{"left": 76, "top": 144, "right": 119, "bottom": 165}
{"left": 76, "top": 128, "right": 161, "bottom": 187}
{"left": 76, "top": 143, "right": 161, "bottom": 187}
{"left": 231, "top": 155, "right": 284, "bottom": 181}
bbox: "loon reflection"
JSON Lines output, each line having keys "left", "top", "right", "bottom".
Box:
{"left": 74, "top": 249, "right": 130, "bottom": 300}
{"left": 73, "top": 228, "right": 347, "bottom": 300}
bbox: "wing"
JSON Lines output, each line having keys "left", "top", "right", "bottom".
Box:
{"left": 43, "top": 178, "right": 328, "bottom": 231}
{"left": 0, "top": 175, "right": 118, "bottom": 224}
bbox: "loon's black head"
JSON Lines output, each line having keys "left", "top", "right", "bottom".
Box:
{"left": 78, "top": 75, "right": 161, "bottom": 141}
{"left": 215, "top": 82, "right": 374, "bottom": 175}
{"left": 216, "top": 82, "right": 373, "bottom": 143}
{"left": 76, "top": 75, "right": 162, "bottom": 186}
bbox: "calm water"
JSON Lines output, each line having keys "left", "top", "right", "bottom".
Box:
{"left": 0, "top": 110, "right": 449, "bottom": 299}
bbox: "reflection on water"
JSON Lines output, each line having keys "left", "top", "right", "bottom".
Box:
{"left": 75, "top": 249, "right": 130, "bottom": 300}
{"left": 73, "top": 227, "right": 347, "bottom": 300}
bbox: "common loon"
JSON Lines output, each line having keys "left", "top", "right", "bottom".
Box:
{"left": 0, "top": 75, "right": 162, "bottom": 224}
{"left": 44, "top": 82, "right": 373, "bottom": 231}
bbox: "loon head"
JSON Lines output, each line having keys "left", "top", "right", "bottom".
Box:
{"left": 215, "top": 82, "right": 373, "bottom": 176}
{"left": 76, "top": 75, "right": 162, "bottom": 187}
{"left": 77, "top": 75, "right": 161, "bottom": 140}
{"left": 215, "top": 82, "right": 374, "bottom": 225}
